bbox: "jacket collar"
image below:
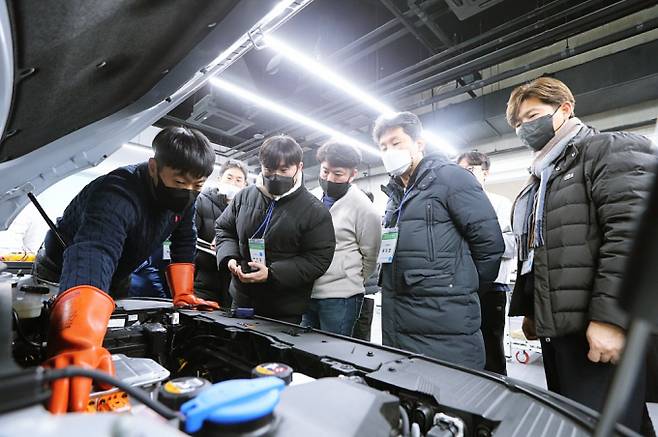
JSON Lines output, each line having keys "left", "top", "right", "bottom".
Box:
{"left": 139, "top": 162, "right": 162, "bottom": 208}
{"left": 513, "top": 125, "right": 600, "bottom": 210}
{"left": 256, "top": 172, "right": 304, "bottom": 201}
{"left": 564, "top": 125, "right": 598, "bottom": 156}
{"left": 550, "top": 125, "right": 598, "bottom": 177}
{"left": 384, "top": 152, "right": 449, "bottom": 193}
{"left": 200, "top": 186, "right": 228, "bottom": 209}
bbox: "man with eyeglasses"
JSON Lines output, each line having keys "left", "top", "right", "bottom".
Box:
{"left": 458, "top": 151, "right": 516, "bottom": 375}
{"left": 194, "top": 159, "right": 248, "bottom": 307}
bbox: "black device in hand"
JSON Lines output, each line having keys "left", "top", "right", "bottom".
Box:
{"left": 240, "top": 260, "right": 256, "bottom": 274}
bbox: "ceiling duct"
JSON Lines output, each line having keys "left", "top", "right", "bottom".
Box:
{"left": 445, "top": 0, "right": 505, "bottom": 21}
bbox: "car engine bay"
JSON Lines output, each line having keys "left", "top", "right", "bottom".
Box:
{"left": 0, "top": 266, "right": 638, "bottom": 437}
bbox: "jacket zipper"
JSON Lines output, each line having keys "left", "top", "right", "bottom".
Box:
{"left": 391, "top": 189, "right": 408, "bottom": 292}
{"left": 426, "top": 203, "right": 435, "bottom": 261}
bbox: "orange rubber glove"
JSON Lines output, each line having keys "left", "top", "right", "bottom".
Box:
{"left": 166, "top": 263, "right": 219, "bottom": 311}
{"left": 44, "top": 285, "right": 115, "bottom": 413}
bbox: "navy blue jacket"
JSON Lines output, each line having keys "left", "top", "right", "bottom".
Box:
{"left": 129, "top": 245, "right": 171, "bottom": 298}
{"left": 43, "top": 163, "right": 196, "bottom": 294}
{"left": 380, "top": 154, "right": 503, "bottom": 370}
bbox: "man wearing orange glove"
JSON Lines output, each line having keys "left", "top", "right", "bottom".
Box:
{"left": 33, "top": 126, "right": 219, "bottom": 413}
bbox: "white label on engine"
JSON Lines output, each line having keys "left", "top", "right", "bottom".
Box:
{"left": 128, "top": 314, "right": 138, "bottom": 322}
{"left": 108, "top": 318, "right": 126, "bottom": 328}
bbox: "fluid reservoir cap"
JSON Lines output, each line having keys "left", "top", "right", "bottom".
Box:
{"left": 159, "top": 377, "right": 211, "bottom": 410}
{"left": 181, "top": 377, "right": 285, "bottom": 434}
{"left": 251, "top": 362, "right": 293, "bottom": 385}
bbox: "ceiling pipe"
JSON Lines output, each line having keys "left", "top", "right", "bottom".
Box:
{"left": 231, "top": 0, "right": 602, "bottom": 153}
{"left": 406, "top": 15, "right": 658, "bottom": 111}
{"left": 235, "top": 0, "right": 652, "bottom": 160}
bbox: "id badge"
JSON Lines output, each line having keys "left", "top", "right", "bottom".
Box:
{"left": 520, "top": 249, "right": 534, "bottom": 275}
{"left": 248, "top": 238, "right": 266, "bottom": 265}
{"left": 162, "top": 241, "right": 171, "bottom": 261}
{"left": 377, "top": 227, "right": 399, "bottom": 264}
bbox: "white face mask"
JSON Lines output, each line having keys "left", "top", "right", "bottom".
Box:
{"left": 218, "top": 182, "right": 242, "bottom": 200}
{"left": 382, "top": 149, "right": 413, "bottom": 177}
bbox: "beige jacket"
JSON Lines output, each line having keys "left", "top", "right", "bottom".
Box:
{"left": 311, "top": 185, "right": 382, "bottom": 299}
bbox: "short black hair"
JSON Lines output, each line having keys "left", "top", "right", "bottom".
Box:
{"left": 316, "top": 140, "right": 362, "bottom": 169}
{"left": 258, "top": 135, "right": 303, "bottom": 170}
{"left": 372, "top": 111, "right": 423, "bottom": 144}
{"left": 456, "top": 151, "right": 490, "bottom": 171}
{"left": 152, "top": 126, "right": 215, "bottom": 178}
{"left": 219, "top": 159, "right": 248, "bottom": 181}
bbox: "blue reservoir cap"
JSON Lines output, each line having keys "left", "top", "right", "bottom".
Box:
{"left": 181, "top": 377, "right": 285, "bottom": 434}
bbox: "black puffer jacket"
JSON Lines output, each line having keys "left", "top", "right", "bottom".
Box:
{"left": 215, "top": 184, "right": 335, "bottom": 319}
{"left": 194, "top": 187, "right": 229, "bottom": 301}
{"left": 195, "top": 187, "right": 228, "bottom": 246}
{"left": 381, "top": 154, "right": 504, "bottom": 370}
{"left": 509, "top": 127, "right": 657, "bottom": 337}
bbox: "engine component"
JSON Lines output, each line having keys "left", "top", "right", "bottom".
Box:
{"left": 159, "top": 377, "right": 211, "bottom": 410}
{"left": 273, "top": 377, "right": 401, "bottom": 436}
{"left": 88, "top": 354, "right": 170, "bottom": 413}
{"left": 143, "top": 322, "right": 169, "bottom": 365}
{"left": 429, "top": 412, "right": 466, "bottom": 437}
{"left": 413, "top": 403, "right": 436, "bottom": 434}
{"left": 0, "top": 405, "right": 187, "bottom": 437}
{"left": 181, "top": 377, "right": 285, "bottom": 435}
{"left": 180, "top": 376, "right": 401, "bottom": 437}
{"left": 289, "top": 372, "right": 315, "bottom": 386}
{"left": 5, "top": 296, "right": 641, "bottom": 436}
{"left": 12, "top": 275, "right": 55, "bottom": 319}
{"left": 88, "top": 391, "right": 130, "bottom": 413}
{"left": 251, "top": 363, "right": 293, "bottom": 385}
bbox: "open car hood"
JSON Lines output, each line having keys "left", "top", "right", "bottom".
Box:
{"left": 0, "top": 0, "right": 312, "bottom": 229}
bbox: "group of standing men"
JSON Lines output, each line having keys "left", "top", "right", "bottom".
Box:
{"left": 32, "top": 77, "right": 656, "bottom": 433}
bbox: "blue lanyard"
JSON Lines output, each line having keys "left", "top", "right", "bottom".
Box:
{"left": 251, "top": 201, "right": 276, "bottom": 239}
{"left": 393, "top": 181, "right": 419, "bottom": 223}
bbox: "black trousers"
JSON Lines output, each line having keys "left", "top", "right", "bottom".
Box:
{"left": 540, "top": 332, "right": 646, "bottom": 433}
{"left": 480, "top": 284, "right": 508, "bottom": 375}
{"left": 352, "top": 296, "right": 375, "bottom": 341}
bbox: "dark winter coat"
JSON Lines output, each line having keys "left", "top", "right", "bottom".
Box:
{"left": 509, "top": 127, "right": 657, "bottom": 337}
{"left": 380, "top": 153, "right": 504, "bottom": 370}
{"left": 194, "top": 187, "right": 230, "bottom": 302}
{"left": 215, "top": 184, "right": 335, "bottom": 319}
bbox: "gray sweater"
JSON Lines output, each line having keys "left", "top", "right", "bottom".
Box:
{"left": 311, "top": 185, "right": 382, "bottom": 299}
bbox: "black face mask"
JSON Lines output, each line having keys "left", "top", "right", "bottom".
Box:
{"left": 152, "top": 173, "right": 200, "bottom": 213}
{"left": 516, "top": 107, "right": 560, "bottom": 152}
{"left": 263, "top": 173, "right": 295, "bottom": 196}
{"left": 319, "top": 177, "right": 350, "bottom": 199}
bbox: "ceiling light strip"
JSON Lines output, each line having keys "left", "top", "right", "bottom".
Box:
{"left": 263, "top": 35, "right": 457, "bottom": 156}
{"left": 210, "top": 78, "right": 380, "bottom": 158}
{"left": 203, "top": 1, "right": 314, "bottom": 76}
